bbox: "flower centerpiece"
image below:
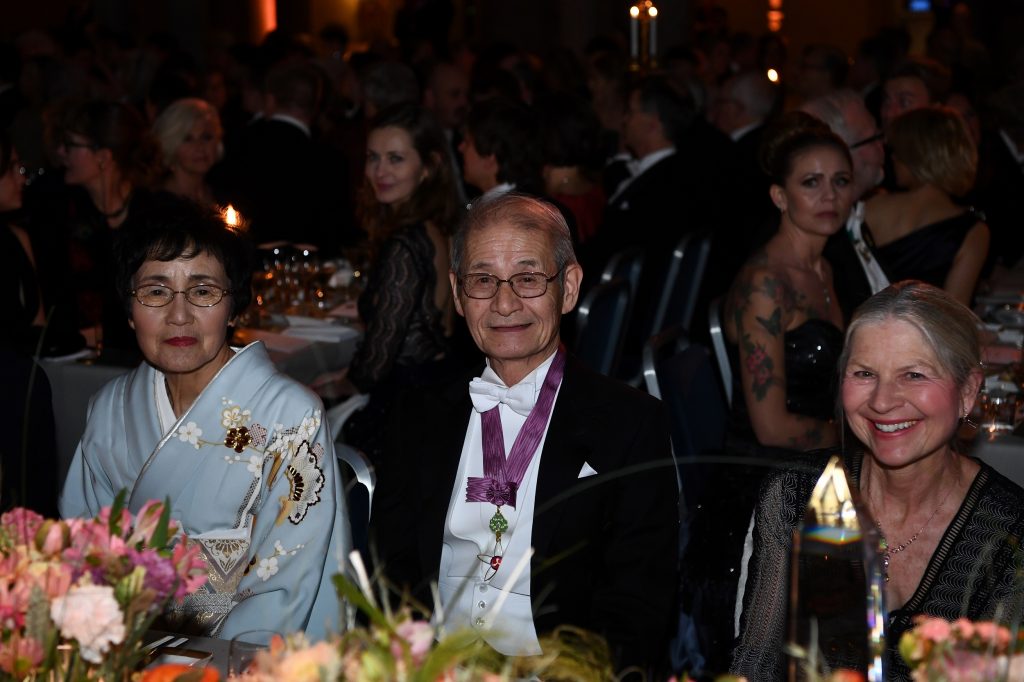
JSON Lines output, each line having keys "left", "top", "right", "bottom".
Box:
{"left": 0, "top": 492, "right": 207, "bottom": 680}
{"left": 227, "top": 552, "right": 615, "bottom": 681}
{"left": 899, "top": 615, "right": 1024, "bottom": 681}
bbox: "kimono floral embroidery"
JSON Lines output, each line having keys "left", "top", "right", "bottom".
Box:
{"left": 252, "top": 540, "right": 304, "bottom": 582}
{"left": 282, "top": 440, "right": 325, "bottom": 525}
{"left": 177, "top": 422, "right": 203, "bottom": 448}
{"left": 224, "top": 426, "right": 253, "bottom": 453}
{"left": 221, "top": 405, "right": 252, "bottom": 429}
{"left": 256, "top": 557, "right": 278, "bottom": 581}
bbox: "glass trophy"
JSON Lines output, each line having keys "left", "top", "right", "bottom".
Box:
{"left": 788, "top": 456, "right": 886, "bottom": 681}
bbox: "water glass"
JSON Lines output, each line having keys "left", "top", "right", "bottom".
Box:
{"left": 979, "top": 389, "right": 1024, "bottom": 432}
{"left": 227, "top": 629, "right": 279, "bottom": 677}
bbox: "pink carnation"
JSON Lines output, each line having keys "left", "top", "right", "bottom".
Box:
{"left": 50, "top": 584, "right": 125, "bottom": 663}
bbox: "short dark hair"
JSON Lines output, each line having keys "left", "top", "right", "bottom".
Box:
{"left": 57, "top": 99, "right": 160, "bottom": 187}
{"left": 801, "top": 44, "right": 849, "bottom": 89}
{"left": 265, "top": 61, "right": 324, "bottom": 119}
{"left": 886, "top": 56, "right": 951, "bottom": 103}
{"left": 465, "top": 97, "right": 542, "bottom": 190}
{"left": 630, "top": 76, "right": 696, "bottom": 144}
{"left": 536, "top": 93, "right": 605, "bottom": 171}
{"left": 114, "top": 194, "right": 255, "bottom": 318}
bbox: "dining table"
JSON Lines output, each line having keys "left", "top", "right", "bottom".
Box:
{"left": 42, "top": 320, "right": 362, "bottom": 485}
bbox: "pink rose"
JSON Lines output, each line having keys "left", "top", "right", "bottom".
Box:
{"left": 39, "top": 521, "right": 69, "bottom": 555}
{"left": 392, "top": 619, "right": 434, "bottom": 666}
{"left": 953, "top": 617, "right": 975, "bottom": 639}
{"left": 277, "top": 641, "right": 341, "bottom": 681}
{"left": 915, "top": 616, "right": 952, "bottom": 642}
{"left": 973, "top": 622, "right": 1011, "bottom": 651}
{"left": 50, "top": 584, "right": 125, "bottom": 663}
{"left": 1, "top": 509, "right": 44, "bottom": 545}
{"left": 0, "top": 635, "right": 44, "bottom": 675}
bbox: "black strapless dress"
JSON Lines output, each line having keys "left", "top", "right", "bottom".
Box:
{"left": 677, "top": 318, "right": 844, "bottom": 676}
{"left": 871, "top": 209, "right": 981, "bottom": 288}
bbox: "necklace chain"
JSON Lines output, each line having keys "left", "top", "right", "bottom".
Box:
{"left": 875, "top": 484, "right": 956, "bottom": 582}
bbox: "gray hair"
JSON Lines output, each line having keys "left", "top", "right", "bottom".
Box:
{"left": 726, "top": 71, "right": 777, "bottom": 122}
{"left": 451, "top": 194, "right": 577, "bottom": 283}
{"left": 152, "top": 97, "right": 222, "bottom": 168}
{"left": 799, "top": 89, "right": 865, "bottom": 145}
{"left": 839, "top": 280, "right": 981, "bottom": 395}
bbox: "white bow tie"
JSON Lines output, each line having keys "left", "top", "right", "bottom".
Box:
{"left": 468, "top": 377, "right": 536, "bottom": 417}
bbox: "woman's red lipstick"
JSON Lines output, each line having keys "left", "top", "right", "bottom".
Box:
{"left": 164, "top": 337, "right": 198, "bottom": 347}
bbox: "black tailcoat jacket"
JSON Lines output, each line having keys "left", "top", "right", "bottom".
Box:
{"left": 371, "top": 355, "right": 679, "bottom": 672}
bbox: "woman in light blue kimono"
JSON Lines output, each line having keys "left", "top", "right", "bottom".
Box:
{"left": 60, "top": 194, "right": 350, "bottom": 640}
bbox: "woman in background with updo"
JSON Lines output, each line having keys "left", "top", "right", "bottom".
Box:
{"left": 680, "top": 112, "right": 855, "bottom": 673}
{"left": 724, "top": 110, "right": 853, "bottom": 453}
{"left": 153, "top": 98, "right": 224, "bottom": 206}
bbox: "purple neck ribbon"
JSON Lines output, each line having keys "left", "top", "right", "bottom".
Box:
{"left": 465, "top": 348, "right": 566, "bottom": 509}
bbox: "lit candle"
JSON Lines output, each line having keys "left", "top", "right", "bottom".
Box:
{"left": 629, "top": 5, "right": 640, "bottom": 61}
{"left": 767, "top": 68, "right": 780, "bottom": 83}
{"left": 648, "top": 5, "right": 658, "bottom": 61}
{"left": 225, "top": 204, "right": 240, "bottom": 227}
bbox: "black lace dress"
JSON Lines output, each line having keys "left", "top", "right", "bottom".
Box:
{"left": 732, "top": 450, "right": 1024, "bottom": 681}
{"left": 344, "top": 222, "right": 452, "bottom": 458}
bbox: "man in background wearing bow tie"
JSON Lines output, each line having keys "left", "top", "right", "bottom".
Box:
{"left": 371, "top": 193, "right": 678, "bottom": 677}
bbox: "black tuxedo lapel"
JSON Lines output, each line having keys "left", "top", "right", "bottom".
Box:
{"left": 415, "top": 378, "right": 473, "bottom": 576}
{"left": 530, "top": 359, "right": 597, "bottom": 563}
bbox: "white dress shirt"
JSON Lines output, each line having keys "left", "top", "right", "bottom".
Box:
{"left": 607, "top": 146, "right": 676, "bottom": 206}
{"left": 438, "top": 351, "right": 561, "bottom": 655}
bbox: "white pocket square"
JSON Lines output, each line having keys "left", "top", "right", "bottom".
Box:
{"left": 577, "top": 462, "right": 599, "bottom": 478}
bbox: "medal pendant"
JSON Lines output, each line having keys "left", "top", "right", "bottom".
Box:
{"left": 489, "top": 507, "right": 509, "bottom": 534}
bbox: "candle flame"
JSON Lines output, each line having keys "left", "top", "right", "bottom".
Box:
{"left": 225, "top": 205, "right": 239, "bottom": 227}
{"left": 767, "top": 68, "right": 780, "bottom": 83}
{"left": 630, "top": 5, "right": 640, "bottom": 18}
{"left": 648, "top": 6, "right": 658, "bottom": 17}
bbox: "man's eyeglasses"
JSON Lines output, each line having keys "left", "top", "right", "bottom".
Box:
{"left": 131, "top": 284, "right": 232, "bottom": 308}
{"left": 458, "top": 269, "right": 563, "bottom": 299}
{"left": 850, "top": 132, "right": 884, "bottom": 150}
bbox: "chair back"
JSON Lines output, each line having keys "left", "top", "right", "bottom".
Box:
{"left": 707, "top": 295, "right": 733, "bottom": 406}
{"left": 601, "top": 246, "right": 645, "bottom": 294}
{"left": 326, "top": 394, "right": 371, "bottom": 442}
{"left": 651, "top": 231, "right": 712, "bottom": 336}
{"left": 336, "top": 444, "right": 376, "bottom": 561}
{"left": 643, "top": 326, "right": 728, "bottom": 459}
{"left": 575, "top": 277, "right": 631, "bottom": 376}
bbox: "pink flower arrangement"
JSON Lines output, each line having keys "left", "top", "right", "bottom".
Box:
{"left": 0, "top": 495, "right": 207, "bottom": 679}
{"left": 900, "top": 615, "right": 1024, "bottom": 681}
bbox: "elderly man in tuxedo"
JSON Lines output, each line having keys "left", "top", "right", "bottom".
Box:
{"left": 371, "top": 193, "right": 678, "bottom": 676}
